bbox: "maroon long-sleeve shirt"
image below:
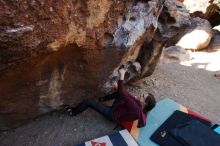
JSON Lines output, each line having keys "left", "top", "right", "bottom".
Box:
{"left": 111, "top": 80, "right": 146, "bottom": 128}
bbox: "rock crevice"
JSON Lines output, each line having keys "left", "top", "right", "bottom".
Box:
{"left": 0, "top": 0, "right": 210, "bottom": 130}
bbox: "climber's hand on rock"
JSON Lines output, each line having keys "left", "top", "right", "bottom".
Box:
{"left": 119, "top": 68, "right": 126, "bottom": 80}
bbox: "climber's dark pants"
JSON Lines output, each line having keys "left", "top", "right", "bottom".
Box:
{"left": 74, "top": 99, "right": 113, "bottom": 121}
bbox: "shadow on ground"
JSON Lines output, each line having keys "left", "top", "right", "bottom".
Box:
{"left": 0, "top": 54, "right": 220, "bottom": 145}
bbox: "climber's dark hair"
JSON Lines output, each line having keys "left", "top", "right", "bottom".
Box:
{"left": 143, "top": 93, "right": 156, "bottom": 113}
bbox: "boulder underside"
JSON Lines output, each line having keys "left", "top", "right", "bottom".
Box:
{"left": 0, "top": 0, "right": 195, "bottom": 130}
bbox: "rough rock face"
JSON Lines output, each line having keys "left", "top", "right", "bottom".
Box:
{"left": 0, "top": 0, "right": 191, "bottom": 130}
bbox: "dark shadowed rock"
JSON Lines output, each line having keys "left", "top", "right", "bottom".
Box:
{"left": 0, "top": 0, "right": 192, "bottom": 130}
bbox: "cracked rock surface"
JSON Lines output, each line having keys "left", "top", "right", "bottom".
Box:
{"left": 0, "top": 0, "right": 205, "bottom": 130}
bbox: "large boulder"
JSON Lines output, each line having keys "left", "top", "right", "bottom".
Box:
{"left": 176, "top": 17, "right": 213, "bottom": 50}
{"left": 0, "top": 0, "right": 191, "bottom": 130}
{"left": 161, "top": 46, "right": 191, "bottom": 63}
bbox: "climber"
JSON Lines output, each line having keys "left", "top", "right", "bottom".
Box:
{"left": 64, "top": 67, "right": 156, "bottom": 128}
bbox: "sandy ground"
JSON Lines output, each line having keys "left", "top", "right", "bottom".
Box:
{"left": 0, "top": 51, "right": 220, "bottom": 146}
